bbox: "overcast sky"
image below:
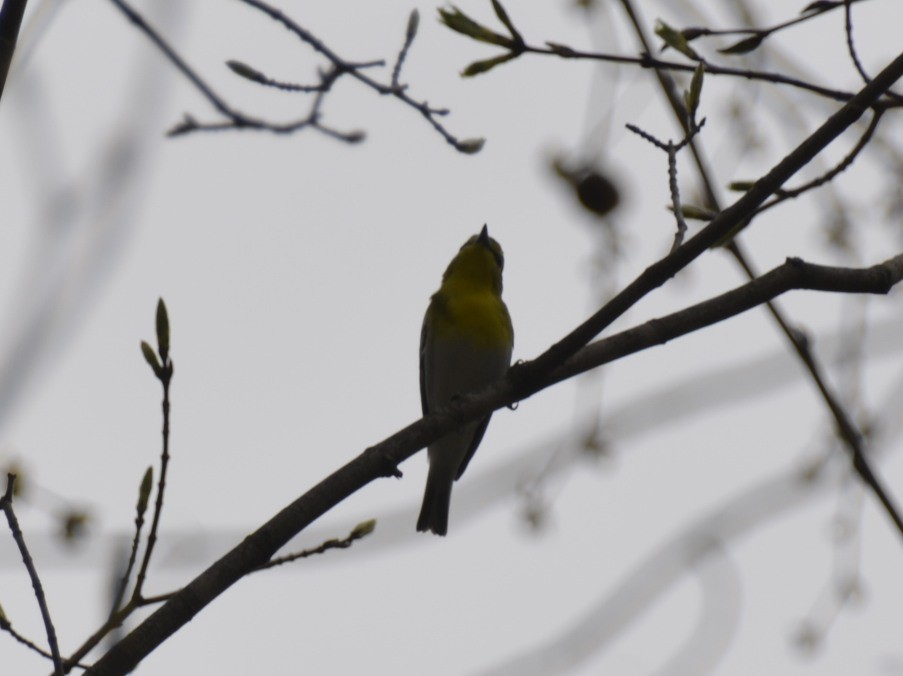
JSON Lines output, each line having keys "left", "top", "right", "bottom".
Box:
{"left": 1, "top": 1, "right": 903, "bottom": 674}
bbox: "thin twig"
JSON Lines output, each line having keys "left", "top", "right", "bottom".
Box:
{"left": 108, "top": 0, "right": 478, "bottom": 151}
{"left": 665, "top": 141, "right": 687, "bottom": 251}
{"left": 616, "top": 0, "right": 903, "bottom": 537}
{"left": 1, "top": 474, "right": 63, "bottom": 675}
{"left": 730, "top": 245, "right": 903, "bottom": 532}
{"left": 84, "top": 255, "right": 903, "bottom": 675}
{"left": 0, "top": 0, "right": 29, "bottom": 103}
{"left": 755, "top": 108, "right": 884, "bottom": 215}
{"left": 64, "top": 304, "right": 175, "bottom": 672}
{"left": 511, "top": 22, "right": 903, "bottom": 383}
{"left": 625, "top": 119, "right": 705, "bottom": 251}
{"left": 552, "top": 253, "right": 903, "bottom": 382}
{"left": 541, "top": 2, "right": 889, "bottom": 105}
{"left": 842, "top": 0, "right": 903, "bottom": 105}
{"left": 392, "top": 9, "right": 418, "bottom": 88}
{"left": 227, "top": 59, "right": 381, "bottom": 94}
{"left": 2, "top": 619, "right": 52, "bottom": 664}
{"left": 107, "top": 477, "right": 151, "bottom": 622}
{"left": 109, "top": 0, "right": 233, "bottom": 120}
{"left": 132, "top": 367, "right": 171, "bottom": 602}
{"left": 675, "top": 0, "right": 871, "bottom": 47}
{"left": 137, "top": 591, "right": 176, "bottom": 606}
{"left": 1, "top": 617, "right": 89, "bottom": 668}
{"left": 82, "top": 32, "right": 903, "bottom": 676}
{"left": 63, "top": 577, "right": 179, "bottom": 673}
{"left": 538, "top": 43, "right": 882, "bottom": 105}
{"left": 236, "top": 0, "right": 478, "bottom": 151}
{"left": 256, "top": 521, "right": 375, "bottom": 571}
{"left": 843, "top": 0, "right": 870, "bottom": 86}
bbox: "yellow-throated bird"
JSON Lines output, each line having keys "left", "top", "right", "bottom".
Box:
{"left": 417, "top": 225, "right": 513, "bottom": 535}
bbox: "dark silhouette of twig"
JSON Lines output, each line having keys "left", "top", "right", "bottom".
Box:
{"left": 442, "top": 2, "right": 898, "bottom": 108}
{"left": 513, "top": 40, "right": 903, "bottom": 382}
{"left": 132, "top": 302, "right": 173, "bottom": 605}
{"left": 62, "top": 302, "right": 174, "bottom": 673}
{"left": 551, "top": 254, "right": 903, "bottom": 383}
{"left": 0, "top": 0, "right": 29, "bottom": 103}
{"left": 665, "top": 0, "right": 871, "bottom": 54}
{"left": 625, "top": 117, "right": 706, "bottom": 251}
{"left": 107, "top": 468, "right": 152, "bottom": 622}
{"left": 842, "top": 0, "right": 903, "bottom": 103}
{"left": 539, "top": 43, "right": 882, "bottom": 104}
{"left": 226, "top": 58, "right": 383, "bottom": 94}
{"left": 84, "top": 242, "right": 903, "bottom": 676}
{"left": 844, "top": 0, "right": 870, "bottom": 86}
{"left": 391, "top": 9, "right": 418, "bottom": 88}
{"left": 613, "top": 0, "right": 903, "bottom": 541}
{"left": 108, "top": 0, "right": 482, "bottom": 152}
{"left": 1, "top": 616, "right": 88, "bottom": 668}
{"left": 256, "top": 520, "right": 376, "bottom": 571}
{"left": 1, "top": 474, "right": 62, "bottom": 675}
{"left": 755, "top": 107, "right": 884, "bottom": 215}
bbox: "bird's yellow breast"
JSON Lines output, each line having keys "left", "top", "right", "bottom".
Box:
{"left": 429, "top": 288, "right": 513, "bottom": 349}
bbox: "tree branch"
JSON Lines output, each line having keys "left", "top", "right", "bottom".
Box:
{"left": 553, "top": 254, "right": 903, "bottom": 382}
{"left": 1, "top": 474, "right": 63, "bottom": 675}
{"left": 85, "top": 244, "right": 903, "bottom": 675}
{"left": 0, "top": 0, "right": 29, "bottom": 104}
{"left": 614, "top": 0, "right": 900, "bottom": 544}
{"left": 108, "top": 0, "right": 482, "bottom": 151}
{"left": 513, "top": 48, "right": 903, "bottom": 386}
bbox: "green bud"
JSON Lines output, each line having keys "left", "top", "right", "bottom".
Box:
{"left": 718, "top": 34, "right": 766, "bottom": 55}
{"left": 156, "top": 299, "right": 170, "bottom": 362}
{"left": 462, "top": 52, "right": 519, "bottom": 77}
{"left": 141, "top": 341, "right": 163, "bottom": 378}
{"left": 344, "top": 130, "right": 367, "bottom": 144}
{"left": 350, "top": 519, "right": 376, "bottom": 539}
{"left": 490, "top": 0, "right": 523, "bottom": 46}
{"left": 4, "top": 462, "right": 24, "bottom": 498}
{"left": 802, "top": 0, "right": 837, "bottom": 12}
{"left": 227, "top": 60, "right": 265, "bottom": 83}
{"left": 728, "top": 180, "right": 756, "bottom": 192}
{"left": 679, "top": 205, "right": 717, "bottom": 221}
{"left": 405, "top": 9, "right": 420, "bottom": 42}
{"left": 684, "top": 63, "right": 705, "bottom": 124}
{"left": 439, "top": 7, "right": 515, "bottom": 49}
{"left": 680, "top": 27, "right": 707, "bottom": 41}
{"left": 137, "top": 466, "right": 153, "bottom": 516}
{"left": 457, "top": 138, "right": 486, "bottom": 154}
{"left": 545, "top": 42, "right": 576, "bottom": 57}
{"left": 654, "top": 20, "right": 699, "bottom": 60}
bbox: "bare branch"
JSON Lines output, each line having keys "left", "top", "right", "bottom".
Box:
{"left": 0, "top": 0, "right": 29, "bottom": 103}
{"left": 85, "top": 242, "right": 903, "bottom": 675}
{"left": 108, "top": 0, "right": 481, "bottom": 152}
{"left": 1, "top": 474, "right": 62, "bottom": 675}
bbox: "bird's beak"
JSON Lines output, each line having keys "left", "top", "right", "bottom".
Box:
{"left": 478, "top": 224, "right": 490, "bottom": 244}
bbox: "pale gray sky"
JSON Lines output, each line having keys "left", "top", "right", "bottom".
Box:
{"left": 1, "top": 1, "right": 903, "bottom": 674}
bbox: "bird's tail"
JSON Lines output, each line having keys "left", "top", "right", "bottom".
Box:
{"left": 416, "top": 466, "right": 453, "bottom": 536}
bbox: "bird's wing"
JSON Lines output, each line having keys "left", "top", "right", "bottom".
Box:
{"left": 454, "top": 414, "right": 491, "bottom": 480}
{"left": 456, "top": 326, "right": 513, "bottom": 481}
{"left": 419, "top": 311, "right": 430, "bottom": 416}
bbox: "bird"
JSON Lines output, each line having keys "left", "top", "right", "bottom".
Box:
{"left": 417, "top": 225, "right": 514, "bottom": 535}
